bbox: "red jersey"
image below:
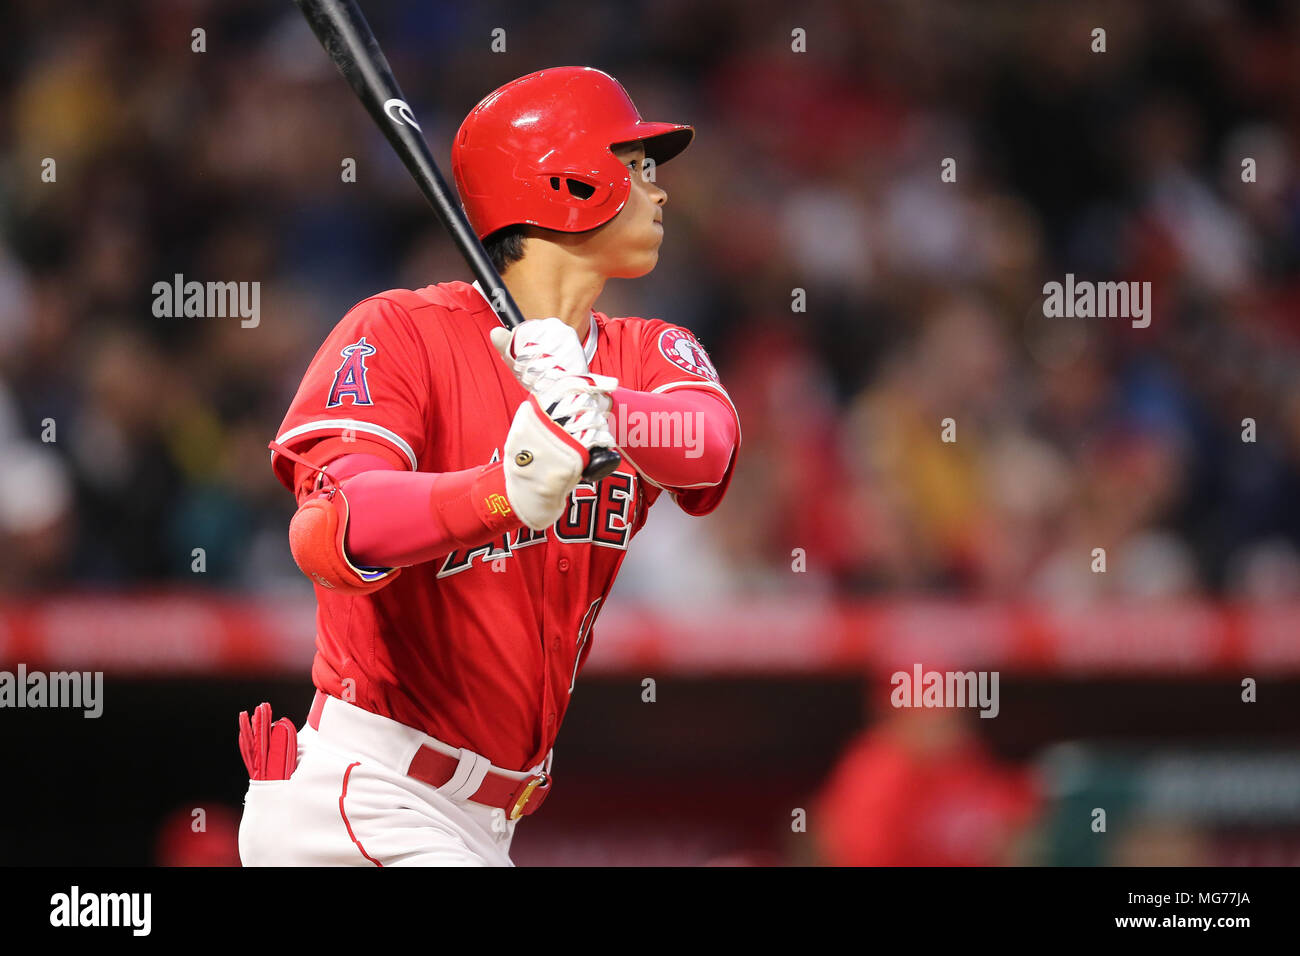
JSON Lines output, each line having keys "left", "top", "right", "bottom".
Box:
{"left": 814, "top": 728, "right": 1041, "bottom": 866}
{"left": 270, "top": 280, "right": 740, "bottom": 771}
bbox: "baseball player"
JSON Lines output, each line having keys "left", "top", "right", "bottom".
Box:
{"left": 237, "top": 67, "right": 741, "bottom": 866}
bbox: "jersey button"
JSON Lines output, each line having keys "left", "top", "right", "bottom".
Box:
{"left": 557, "top": 557, "right": 570, "bottom": 572}
{"left": 547, "top": 712, "right": 556, "bottom": 727}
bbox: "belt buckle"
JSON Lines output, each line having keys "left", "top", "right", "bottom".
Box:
{"left": 508, "top": 772, "right": 549, "bottom": 820}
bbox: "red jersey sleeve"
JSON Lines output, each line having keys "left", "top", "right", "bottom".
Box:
{"left": 636, "top": 320, "right": 740, "bottom": 515}
{"left": 270, "top": 295, "right": 430, "bottom": 493}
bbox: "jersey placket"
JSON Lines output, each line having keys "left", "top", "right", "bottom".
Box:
{"left": 533, "top": 542, "right": 572, "bottom": 769}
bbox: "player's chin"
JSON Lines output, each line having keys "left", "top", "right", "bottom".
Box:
{"left": 627, "top": 255, "right": 660, "bottom": 278}
{"left": 618, "top": 240, "right": 662, "bottom": 278}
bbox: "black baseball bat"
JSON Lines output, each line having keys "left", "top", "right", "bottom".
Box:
{"left": 292, "top": 0, "right": 621, "bottom": 482}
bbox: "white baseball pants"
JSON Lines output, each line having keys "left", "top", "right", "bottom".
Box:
{"left": 238, "top": 694, "right": 537, "bottom": 867}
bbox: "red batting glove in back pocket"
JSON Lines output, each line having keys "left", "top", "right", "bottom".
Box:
{"left": 238, "top": 702, "right": 299, "bottom": 781}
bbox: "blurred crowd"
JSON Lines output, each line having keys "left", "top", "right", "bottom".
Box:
{"left": 3, "top": 0, "right": 1300, "bottom": 600}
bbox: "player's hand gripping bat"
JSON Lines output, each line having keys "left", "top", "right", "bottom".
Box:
{"left": 292, "top": 0, "right": 621, "bottom": 482}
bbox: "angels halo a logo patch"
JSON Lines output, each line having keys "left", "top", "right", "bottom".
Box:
{"left": 657, "top": 328, "right": 719, "bottom": 382}
{"left": 326, "top": 336, "right": 377, "bottom": 407}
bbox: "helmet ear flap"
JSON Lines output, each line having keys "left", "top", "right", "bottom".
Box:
{"left": 550, "top": 177, "right": 595, "bottom": 200}
{"left": 533, "top": 167, "right": 625, "bottom": 227}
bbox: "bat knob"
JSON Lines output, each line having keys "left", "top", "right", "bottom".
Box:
{"left": 582, "top": 447, "right": 621, "bottom": 482}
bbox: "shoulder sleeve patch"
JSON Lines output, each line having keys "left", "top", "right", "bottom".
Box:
{"left": 656, "top": 327, "right": 720, "bottom": 383}
{"left": 326, "top": 336, "right": 377, "bottom": 408}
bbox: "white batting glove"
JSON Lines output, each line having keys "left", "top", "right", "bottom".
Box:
{"left": 536, "top": 373, "right": 618, "bottom": 450}
{"left": 490, "top": 318, "right": 590, "bottom": 394}
{"left": 503, "top": 374, "right": 618, "bottom": 530}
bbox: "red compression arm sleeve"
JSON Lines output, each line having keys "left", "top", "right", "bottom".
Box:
{"left": 609, "top": 386, "right": 737, "bottom": 489}
{"left": 293, "top": 455, "right": 522, "bottom": 569}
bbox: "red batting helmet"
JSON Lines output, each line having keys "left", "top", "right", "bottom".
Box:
{"left": 452, "top": 67, "right": 694, "bottom": 240}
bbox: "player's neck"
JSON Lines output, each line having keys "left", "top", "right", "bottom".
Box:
{"left": 501, "top": 246, "right": 603, "bottom": 339}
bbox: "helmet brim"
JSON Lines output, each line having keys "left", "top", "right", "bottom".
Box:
{"left": 611, "top": 123, "right": 695, "bottom": 166}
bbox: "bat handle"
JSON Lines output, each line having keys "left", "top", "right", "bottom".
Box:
{"left": 583, "top": 446, "right": 621, "bottom": 482}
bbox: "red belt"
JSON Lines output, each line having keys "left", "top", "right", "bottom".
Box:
{"left": 307, "top": 691, "right": 551, "bottom": 819}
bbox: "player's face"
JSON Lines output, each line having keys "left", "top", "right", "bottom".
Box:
{"left": 582, "top": 142, "right": 668, "bottom": 278}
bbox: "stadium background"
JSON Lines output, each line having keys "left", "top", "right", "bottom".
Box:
{"left": 2, "top": 0, "right": 1299, "bottom": 865}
